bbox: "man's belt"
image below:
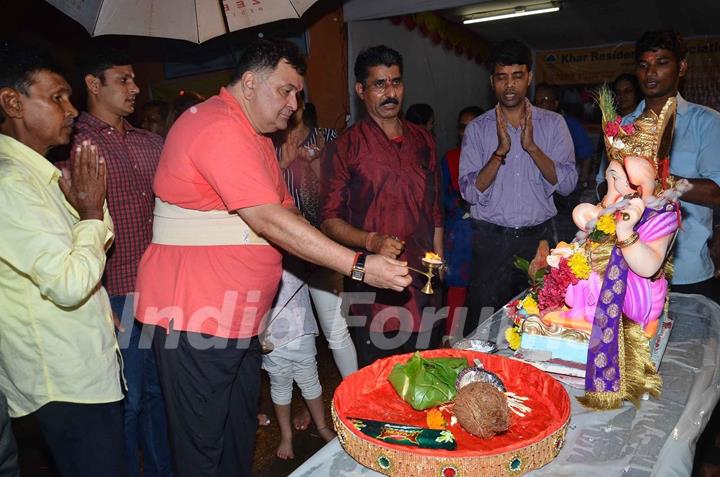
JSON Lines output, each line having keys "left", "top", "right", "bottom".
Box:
{"left": 473, "top": 219, "right": 550, "bottom": 238}
{"left": 152, "top": 198, "right": 269, "bottom": 246}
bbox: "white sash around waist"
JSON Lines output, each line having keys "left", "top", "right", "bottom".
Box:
{"left": 152, "top": 199, "right": 269, "bottom": 246}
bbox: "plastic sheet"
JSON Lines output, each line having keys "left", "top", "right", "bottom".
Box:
{"left": 290, "top": 294, "right": 720, "bottom": 477}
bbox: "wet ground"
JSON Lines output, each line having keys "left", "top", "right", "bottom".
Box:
{"left": 13, "top": 333, "right": 343, "bottom": 477}
{"left": 253, "top": 334, "right": 343, "bottom": 476}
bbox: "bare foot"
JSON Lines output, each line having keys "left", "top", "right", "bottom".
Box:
{"left": 293, "top": 407, "right": 311, "bottom": 431}
{"left": 318, "top": 426, "right": 336, "bottom": 442}
{"left": 276, "top": 436, "right": 294, "bottom": 460}
{"left": 257, "top": 414, "right": 271, "bottom": 426}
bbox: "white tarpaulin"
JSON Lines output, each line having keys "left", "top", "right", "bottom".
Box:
{"left": 290, "top": 294, "right": 720, "bottom": 477}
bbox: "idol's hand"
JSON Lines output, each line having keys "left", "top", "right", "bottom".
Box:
{"left": 615, "top": 197, "right": 644, "bottom": 239}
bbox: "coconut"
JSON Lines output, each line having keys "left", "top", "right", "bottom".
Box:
{"left": 454, "top": 382, "right": 510, "bottom": 439}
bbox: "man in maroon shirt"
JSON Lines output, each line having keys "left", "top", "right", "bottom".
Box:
{"left": 72, "top": 49, "right": 171, "bottom": 477}
{"left": 321, "top": 45, "right": 444, "bottom": 367}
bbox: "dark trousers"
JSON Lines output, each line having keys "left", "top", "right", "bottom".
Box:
{"left": 0, "top": 392, "right": 18, "bottom": 477}
{"left": 349, "top": 323, "right": 444, "bottom": 368}
{"left": 34, "top": 401, "right": 126, "bottom": 477}
{"left": 152, "top": 327, "right": 261, "bottom": 477}
{"left": 465, "top": 220, "right": 552, "bottom": 337}
{"left": 111, "top": 295, "right": 172, "bottom": 477}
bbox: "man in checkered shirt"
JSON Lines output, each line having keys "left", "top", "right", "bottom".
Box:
{"left": 72, "top": 48, "right": 171, "bottom": 477}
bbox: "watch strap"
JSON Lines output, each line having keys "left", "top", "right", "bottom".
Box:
{"left": 351, "top": 252, "right": 367, "bottom": 281}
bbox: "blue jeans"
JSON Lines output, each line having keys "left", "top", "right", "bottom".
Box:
{"left": 111, "top": 294, "right": 172, "bottom": 477}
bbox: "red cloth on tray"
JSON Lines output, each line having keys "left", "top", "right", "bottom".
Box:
{"left": 334, "top": 349, "right": 570, "bottom": 458}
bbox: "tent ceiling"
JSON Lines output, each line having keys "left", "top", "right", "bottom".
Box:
{"left": 342, "top": 0, "right": 483, "bottom": 22}
{"left": 443, "top": 0, "right": 720, "bottom": 49}
{"left": 344, "top": 0, "right": 720, "bottom": 50}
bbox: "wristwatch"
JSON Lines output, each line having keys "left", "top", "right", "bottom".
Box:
{"left": 351, "top": 252, "right": 367, "bottom": 282}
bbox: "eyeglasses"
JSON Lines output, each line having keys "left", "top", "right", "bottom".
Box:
{"left": 366, "top": 77, "right": 403, "bottom": 94}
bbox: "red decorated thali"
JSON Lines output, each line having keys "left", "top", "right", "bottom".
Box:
{"left": 332, "top": 349, "right": 571, "bottom": 476}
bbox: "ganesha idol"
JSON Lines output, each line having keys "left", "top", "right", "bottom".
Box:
{"left": 510, "top": 87, "right": 688, "bottom": 410}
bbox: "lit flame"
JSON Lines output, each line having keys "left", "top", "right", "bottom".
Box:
{"left": 423, "top": 251, "right": 442, "bottom": 263}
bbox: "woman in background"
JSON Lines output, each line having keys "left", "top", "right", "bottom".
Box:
{"left": 442, "top": 106, "right": 484, "bottom": 340}
{"left": 613, "top": 73, "right": 642, "bottom": 117}
{"left": 405, "top": 103, "right": 435, "bottom": 136}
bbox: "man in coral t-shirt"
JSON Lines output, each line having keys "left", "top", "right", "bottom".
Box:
{"left": 135, "top": 39, "right": 411, "bottom": 477}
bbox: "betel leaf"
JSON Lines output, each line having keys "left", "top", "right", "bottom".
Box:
{"left": 513, "top": 256, "right": 530, "bottom": 274}
{"left": 533, "top": 267, "right": 548, "bottom": 283}
{"left": 388, "top": 352, "right": 468, "bottom": 410}
{"left": 588, "top": 228, "right": 609, "bottom": 242}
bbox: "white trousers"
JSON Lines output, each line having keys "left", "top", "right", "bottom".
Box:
{"left": 262, "top": 333, "right": 321, "bottom": 406}
{"left": 307, "top": 269, "right": 358, "bottom": 377}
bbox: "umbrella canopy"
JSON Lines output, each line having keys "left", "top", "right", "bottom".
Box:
{"left": 45, "top": 0, "right": 318, "bottom": 43}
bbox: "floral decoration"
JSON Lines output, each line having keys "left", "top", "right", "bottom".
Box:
{"left": 621, "top": 123, "right": 635, "bottom": 135}
{"left": 596, "top": 214, "right": 616, "bottom": 235}
{"left": 520, "top": 295, "right": 540, "bottom": 316}
{"left": 604, "top": 117, "right": 621, "bottom": 137}
{"left": 426, "top": 408, "right": 446, "bottom": 430}
{"left": 538, "top": 258, "right": 579, "bottom": 312}
{"left": 505, "top": 326, "right": 521, "bottom": 350}
{"left": 568, "top": 252, "right": 591, "bottom": 280}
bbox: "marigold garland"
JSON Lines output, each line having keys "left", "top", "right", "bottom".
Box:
{"left": 505, "top": 326, "right": 521, "bottom": 350}
{"left": 568, "top": 252, "right": 591, "bottom": 280}
{"left": 520, "top": 295, "right": 540, "bottom": 316}
{"left": 426, "top": 408, "right": 446, "bottom": 430}
{"left": 596, "top": 214, "right": 616, "bottom": 235}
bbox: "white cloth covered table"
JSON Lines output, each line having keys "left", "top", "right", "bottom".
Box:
{"left": 290, "top": 294, "right": 720, "bottom": 477}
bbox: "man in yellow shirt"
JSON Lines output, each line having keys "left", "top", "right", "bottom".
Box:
{"left": 0, "top": 43, "right": 125, "bottom": 476}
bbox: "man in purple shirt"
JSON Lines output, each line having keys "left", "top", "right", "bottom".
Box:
{"left": 459, "top": 40, "right": 577, "bottom": 335}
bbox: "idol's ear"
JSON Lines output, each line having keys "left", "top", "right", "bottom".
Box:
{"left": 624, "top": 156, "right": 657, "bottom": 200}
{"left": 604, "top": 160, "right": 632, "bottom": 202}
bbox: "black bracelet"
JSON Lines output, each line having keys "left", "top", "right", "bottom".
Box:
{"left": 492, "top": 151, "right": 507, "bottom": 165}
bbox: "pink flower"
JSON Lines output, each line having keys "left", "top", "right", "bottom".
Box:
{"left": 621, "top": 123, "right": 635, "bottom": 135}
{"left": 538, "top": 258, "right": 579, "bottom": 312}
{"left": 605, "top": 120, "right": 620, "bottom": 137}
